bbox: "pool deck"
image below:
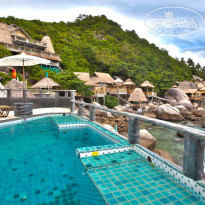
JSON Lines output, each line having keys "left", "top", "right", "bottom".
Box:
{"left": 0, "top": 107, "right": 70, "bottom": 121}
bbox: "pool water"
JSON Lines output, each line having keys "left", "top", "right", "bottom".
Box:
{"left": 0, "top": 114, "right": 204, "bottom": 205}
{"left": 0, "top": 117, "right": 111, "bottom": 205}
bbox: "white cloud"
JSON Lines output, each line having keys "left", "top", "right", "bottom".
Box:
{"left": 0, "top": 6, "right": 204, "bottom": 66}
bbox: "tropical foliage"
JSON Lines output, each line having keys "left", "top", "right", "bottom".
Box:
{"left": 105, "top": 95, "right": 119, "bottom": 108}
{"left": 0, "top": 15, "right": 203, "bottom": 96}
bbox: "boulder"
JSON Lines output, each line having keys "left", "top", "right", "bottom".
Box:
{"left": 190, "top": 115, "right": 202, "bottom": 121}
{"left": 180, "top": 110, "right": 192, "bottom": 119}
{"left": 148, "top": 102, "right": 157, "bottom": 110}
{"left": 113, "top": 114, "right": 123, "bottom": 122}
{"left": 92, "top": 102, "right": 101, "bottom": 106}
{"left": 165, "top": 88, "right": 193, "bottom": 109}
{"left": 84, "top": 109, "right": 89, "bottom": 118}
{"left": 114, "top": 105, "right": 127, "bottom": 111}
{"left": 153, "top": 149, "right": 175, "bottom": 163}
{"left": 140, "top": 129, "right": 156, "bottom": 151}
{"left": 107, "top": 115, "right": 115, "bottom": 122}
{"left": 102, "top": 124, "right": 115, "bottom": 132}
{"left": 156, "top": 105, "right": 184, "bottom": 121}
{"left": 193, "top": 108, "right": 205, "bottom": 117}
{"left": 174, "top": 105, "right": 187, "bottom": 111}
{"left": 96, "top": 109, "right": 103, "bottom": 116}
{"left": 143, "top": 111, "right": 157, "bottom": 119}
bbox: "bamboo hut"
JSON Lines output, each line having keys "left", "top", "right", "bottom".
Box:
{"left": 109, "top": 78, "right": 127, "bottom": 95}
{"left": 140, "top": 80, "right": 156, "bottom": 96}
{"left": 86, "top": 72, "right": 114, "bottom": 95}
{"left": 123, "top": 78, "right": 136, "bottom": 95}
{"left": 31, "top": 77, "right": 60, "bottom": 89}
{"left": 74, "top": 72, "right": 90, "bottom": 82}
{"left": 178, "top": 81, "right": 198, "bottom": 90}
{"left": 128, "top": 88, "right": 147, "bottom": 108}
{"left": 178, "top": 81, "right": 201, "bottom": 101}
{"left": 184, "top": 89, "right": 201, "bottom": 101}
{"left": 4, "top": 79, "right": 35, "bottom": 98}
{"left": 195, "top": 79, "right": 205, "bottom": 90}
{"left": 193, "top": 75, "right": 204, "bottom": 82}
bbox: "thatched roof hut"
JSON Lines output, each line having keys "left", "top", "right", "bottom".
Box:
{"left": 74, "top": 72, "right": 90, "bottom": 82}
{"left": 114, "top": 78, "right": 124, "bottom": 84}
{"left": 195, "top": 80, "right": 205, "bottom": 90}
{"left": 140, "top": 80, "right": 155, "bottom": 88}
{"left": 40, "top": 36, "right": 55, "bottom": 53}
{"left": 123, "top": 78, "right": 135, "bottom": 85}
{"left": 128, "top": 88, "right": 147, "bottom": 102}
{"left": 178, "top": 81, "right": 198, "bottom": 90}
{"left": 4, "top": 79, "right": 35, "bottom": 98}
{"left": 31, "top": 77, "right": 60, "bottom": 89}
{"left": 193, "top": 75, "right": 203, "bottom": 82}
{"left": 0, "top": 82, "right": 7, "bottom": 97}
{"left": 184, "top": 89, "right": 198, "bottom": 94}
{"left": 90, "top": 72, "right": 115, "bottom": 84}
{"left": 0, "top": 23, "right": 12, "bottom": 44}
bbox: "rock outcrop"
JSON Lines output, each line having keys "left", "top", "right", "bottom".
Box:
{"left": 153, "top": 149, "right": 175, "bottom": 163}
{"left": 193, "top": 108, "right": 205, "bottom": 117}
{"left": 139, "top": 129, "right": 156, "bottom": 151}
{"left": 165, "top": 88, "right": 193, "bottom": 109}
{"left": 180, "top": 110, "right": 192, "bottom": 119}
{"left": 156, "top": 105, "right": 184, "bottom": 121}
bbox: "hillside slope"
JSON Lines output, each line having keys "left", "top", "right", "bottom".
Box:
{"left": 0, "top": 15, "right": 198, "bottom": 95}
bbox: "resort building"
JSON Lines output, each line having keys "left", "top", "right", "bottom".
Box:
{"left": 0, "top": 23, "right": 61, "bottom": 72}
{"left": 140, "top": 80, "right": 157, "bottom": 97}
{"left": 178, "top": 81, "right": 202, "bottom": 101}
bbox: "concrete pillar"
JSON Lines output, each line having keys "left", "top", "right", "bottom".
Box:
{"left": 55, "top": 91, "right": 59, "bottom": 98}
{"left": 89, "top": 106, "right": 96, "bottom": 122}
{"left": 39, "top": 90, "right": 43, "bottom": 98}
{"left": 7, "top": 89, "right": 11, "bottom": 105}
{"left": 183, "top": 134, "right": 205, "bottom": 181}
{"left": 23, "top": 89, "right": 27, "bottom": 101}
{"left": 128, "top": 117, "right": 140, "bottom": 144}
{"left": 78, "top": 103, "right": 84, "bottom": 116}
{"left": 70, "top": 90, "right": 75, "bottom": 113}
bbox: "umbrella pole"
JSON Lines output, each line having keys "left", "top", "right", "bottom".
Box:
{"left": 23, "top": 59, "right": 26, "bottom": 103}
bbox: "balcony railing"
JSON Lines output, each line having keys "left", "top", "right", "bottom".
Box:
{"left": 5, "top": 44, "right": 60, "bottom": 60}
{"left": 108, "top": 88, "right": 127, "bottom": 94}
{"left": 12, "top": 35, "right": 47, "bottom": 47}
{"left": 144, "top": 91, "right": 157, "bottom": 96}
{"left": 75, "top": 100, "right": 205, "bottom": 181}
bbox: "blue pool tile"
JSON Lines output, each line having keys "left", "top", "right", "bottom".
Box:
{"left": 159, "top": 197, "right": 170, "bottom": 204}
{"left": 117, "top": 196, "right": 127, "bottom": 203}
{"left": 107, "top": 198, "right": 118, "bottom": 205}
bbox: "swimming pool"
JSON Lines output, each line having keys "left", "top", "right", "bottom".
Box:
{"left": 0, "top": 114, "right": 204, "bottom": 205}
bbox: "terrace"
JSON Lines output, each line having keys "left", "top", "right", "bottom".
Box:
{"left": 0, "top": 89, "right": 205, "bottom": 204}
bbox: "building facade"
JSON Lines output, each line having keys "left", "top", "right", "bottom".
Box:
{"left": 0, "top": 23, "right": 61, "bottom": 72}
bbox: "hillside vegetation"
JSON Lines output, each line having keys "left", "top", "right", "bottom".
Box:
{"left": 0, "top": 15, "right": 204, "bottom": 96}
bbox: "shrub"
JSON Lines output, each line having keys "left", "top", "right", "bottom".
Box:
{"left": 105, "top": 95, "right": 119, "bottom": 108}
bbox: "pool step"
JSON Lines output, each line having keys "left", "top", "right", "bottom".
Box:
{"left": 80, "top": 150, "right": 205, "bottom": 205}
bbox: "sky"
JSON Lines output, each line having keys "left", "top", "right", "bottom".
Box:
{"left": 0, "top": 0, "right": 204, "bottom": 66}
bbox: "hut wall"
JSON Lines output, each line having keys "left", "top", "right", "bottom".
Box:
{"left": 11, "top": 30, "right": 29, "bottom": 39}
